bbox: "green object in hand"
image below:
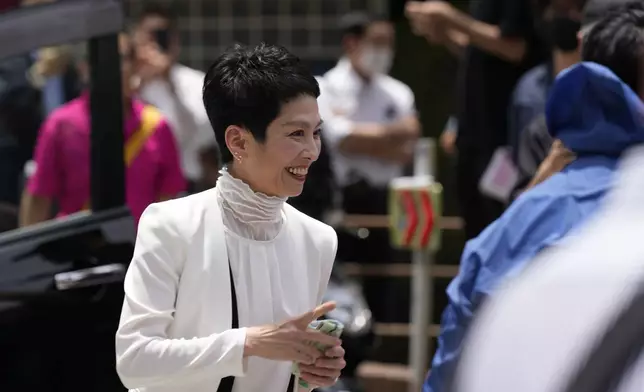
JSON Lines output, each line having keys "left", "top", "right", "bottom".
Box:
{"left": 292, "top": 319, "right": 344, "bottom": 390}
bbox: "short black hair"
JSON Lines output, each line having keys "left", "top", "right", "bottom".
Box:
{"left": 581, "top": 2, "right": 644, "bottom": 93}
{"left": 202, "top": 43, "right": 320, "bottom": 164}
{"left": 136, "top": 2, "right": 177, "bottom": 30}
{"left": 581, "top": 0, "right": 639, "bottom": 27}
{"left": 339, "top": 11, "right": 390, "bottom": 39}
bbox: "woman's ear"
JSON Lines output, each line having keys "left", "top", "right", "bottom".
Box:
{"left": 224, "top": 125, "right": 249, "bottom": 162}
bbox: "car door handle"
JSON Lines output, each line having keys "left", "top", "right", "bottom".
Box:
{"left": 54, "top": 263, "right": 125, "bottom": 291}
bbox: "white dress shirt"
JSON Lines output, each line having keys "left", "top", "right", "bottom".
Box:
{"left": 454, "top": 146, "right": 644, "bottom": 392}
{"left": 138, "top": 64, "right": 216, "bottom": 181}
{"left": 317, "top": 58, "right": 417, "bottom": 188}
{"left": 116, "top": 169, "right": 338, "bottom": 392}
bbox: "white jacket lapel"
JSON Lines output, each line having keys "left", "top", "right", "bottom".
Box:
{"left": 203, "top": 191, "right": 233, "bottom": 332}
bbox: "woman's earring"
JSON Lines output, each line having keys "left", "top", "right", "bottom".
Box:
{"left": 234, "top": 153, "right": 242, "bottom": 163}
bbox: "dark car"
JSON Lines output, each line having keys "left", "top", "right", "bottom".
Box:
{"left": 0, "top": 208, "right": 134, "bottom": 392}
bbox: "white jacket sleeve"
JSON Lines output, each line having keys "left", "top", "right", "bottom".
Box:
{"left": 115, "top": 203, "right": 247, "bottom": 389}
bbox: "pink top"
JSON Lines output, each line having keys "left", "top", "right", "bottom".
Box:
{"left": 27, "top": 93, "right": 186, "bottom": 224}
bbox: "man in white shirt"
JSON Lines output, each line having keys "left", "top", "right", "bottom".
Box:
{"left": 318, "top": 12, "right": 420, "bottom": 200}
{"left": 453, "top": 3, "right": 644, "bottom": 392}
{"left": 131, "top": 3, "right": 218, "bottom": 192}
{"left": 316, "top": 11, "right": 420, "bottom": 321}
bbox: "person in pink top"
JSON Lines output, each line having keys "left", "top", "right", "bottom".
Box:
{"left": 19, "top": 34, "right": 186, "bottom": 226}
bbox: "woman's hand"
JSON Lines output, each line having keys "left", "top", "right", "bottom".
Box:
{"left": 298, "top": 345, "right": 346, "bottom": 388}
{"left": 244, "top": 302, "right": 340, "bottom": 365}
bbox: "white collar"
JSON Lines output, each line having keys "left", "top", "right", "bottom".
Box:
{"left": 215, "top": 168, "right": 287, "bottom": 242}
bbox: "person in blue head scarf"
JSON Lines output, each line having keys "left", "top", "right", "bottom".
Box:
{"left": 423, "top": 1, "right": 644, "bottom": 391}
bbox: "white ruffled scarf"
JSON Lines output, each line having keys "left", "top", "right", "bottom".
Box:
{"left": 215, "top": 168, "right": 287, "bottom": 242}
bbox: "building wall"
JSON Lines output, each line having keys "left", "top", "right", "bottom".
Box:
{"left": 124, "top": 0, "right": 387, "bottom": 72}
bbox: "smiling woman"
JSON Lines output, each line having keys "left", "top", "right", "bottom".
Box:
{"left": 227, "top": 94, "right": 322, "bottom": 196}
{"left": 115, "top": 43, "right": 345, "bottom": 392}
{"left": 204, "top": 43, "right": 323, "bottom": 198}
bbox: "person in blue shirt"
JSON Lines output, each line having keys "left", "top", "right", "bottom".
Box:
{"left": 423, "top": 1, "right": 644, "bottom": 391}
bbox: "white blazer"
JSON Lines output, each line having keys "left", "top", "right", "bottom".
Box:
{"left": 115, "top": 188, "right": 338, "bottom": 392}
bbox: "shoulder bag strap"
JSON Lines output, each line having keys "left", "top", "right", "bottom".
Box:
{"left": 562, "top": 282, "right": 644, "bottom": 392}
{"left": 124, "top": 105, "right": 162, "bottom": 167}
{"left": 216, "top": 259, "right": 296, "bottom": 392}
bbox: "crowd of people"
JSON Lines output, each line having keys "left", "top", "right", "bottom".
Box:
{"left": 405, "top": 0, "right": 644, "bottom": 391}
{"left": 1, "top": 0, "right": 644, "bottom": 391}
{"left": 0, "top": 3, "right": 220, "bottom": 230}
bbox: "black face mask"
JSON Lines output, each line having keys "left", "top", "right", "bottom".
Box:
{"left": 546, "top": 16, "right": 582, "bottom": 52}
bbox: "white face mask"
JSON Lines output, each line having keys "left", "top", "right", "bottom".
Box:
{"left": 358, "top": 45, "right": 393, "bottom": 76}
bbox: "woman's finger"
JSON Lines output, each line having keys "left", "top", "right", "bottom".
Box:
{"left": 291, "top": 343, "right": 322, "bottom": 364}
{"left": 315, "top": 357, "right": 346, "bottom": 370}
{"left": 298, "top": 330, "right": 341, "bottom": 347}
{"left": 289, "top": 348, "right": 315, "bottom": 365}
{"left": 289, "top": 302, "right": 336, "bottom": 329}
{"left": 324, "top": 345, "right": 345, "bottom": 358}
{"left": 299, "top": 371, "right": 336, "bottom": 388}
{"left": 299, "top": 364, "right": 340, "bottom": 378}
